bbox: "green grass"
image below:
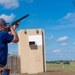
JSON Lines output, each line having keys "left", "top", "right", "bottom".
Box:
{"left": 46, "top": 62, "right": 75, "bottom": 72}
{"left": 13, "top": 62, "right": 75, "bottom": 75}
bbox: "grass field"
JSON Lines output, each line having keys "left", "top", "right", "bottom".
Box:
{"left": 46, "top": 62, "right": 75, "bottom": 72}
{"left": 34, "top": 61, "right": 75, "bottom": 75}
{"left": 12, "top": 62, "right": 75, "bottom": 75}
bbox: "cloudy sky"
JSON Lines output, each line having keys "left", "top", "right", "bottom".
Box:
{"left": 0, "top": 0, "right": 75, "bottom": 61}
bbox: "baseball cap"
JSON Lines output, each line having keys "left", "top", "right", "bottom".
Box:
{"left": 0, "top": 18, "right": 6, "bottom": 26}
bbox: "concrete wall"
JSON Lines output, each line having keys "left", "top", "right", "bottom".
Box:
{"left": 18, "top": 29, "right": 46, "bottom": 74}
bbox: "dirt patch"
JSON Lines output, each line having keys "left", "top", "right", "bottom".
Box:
{"left": 11, "top": 70, "right": 75, "bottom": 75}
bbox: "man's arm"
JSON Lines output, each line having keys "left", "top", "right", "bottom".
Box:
{"left": 10, "top": 26, "right": 19, "bottom": 43}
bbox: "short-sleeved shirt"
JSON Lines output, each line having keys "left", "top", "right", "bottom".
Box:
{"left": 0, "top": 30, "right": 14, "bottom": 66}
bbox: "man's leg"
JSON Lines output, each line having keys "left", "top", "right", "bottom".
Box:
{"left": 0, "top": 65, "right": 4, "bottom": 75}
{"left": 2, "top": 69, "right": 10, "bottom": 75}
{"left": 0, "top": 65, "right": 10, "bottom": 75}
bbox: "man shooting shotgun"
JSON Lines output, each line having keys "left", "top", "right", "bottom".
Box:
{"left": 0, "top": 14, "right": 29, "bottom": 75}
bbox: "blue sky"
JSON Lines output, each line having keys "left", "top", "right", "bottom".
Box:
{"left": 0, "top": 0, "right": 75, "bottom": 61}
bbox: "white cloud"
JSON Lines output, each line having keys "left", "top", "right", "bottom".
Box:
{"left": 0, "top": 13, "right": 15, "bottom": 23}
{"left": 73, "top": 42, "right": 75, "bottom": 46}
{"left": 52, "top": 49, "right": 60, "bottom": 53}
{"left": 49, "top": 35, "right": 54, "bottom": 40}
{"left": 0, "top": 0, "right": 19, "bottom": 9}
{"left": 61, "top": 43, "right": 68, "bottom": 46}
{"left": 57, "top": 36, "right": 68, "bottom": 42}
{"left": 58, "top": 13, "right": 73, "bottom": 22}
{"left": 63, "top": 13, "right": 72, "bottom": 19}
{"left": 58, "top": 12, "right": 75, "bottom": 22}
{"left": 24, "top": 0, "right": 34, "bottom": 3}
{"left": 47, "top": 12, "right": 75, "bottom": 30}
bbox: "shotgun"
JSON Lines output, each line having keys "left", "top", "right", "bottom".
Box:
{"left": 5, "top": 14, "right": 29, "bottom": 32}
